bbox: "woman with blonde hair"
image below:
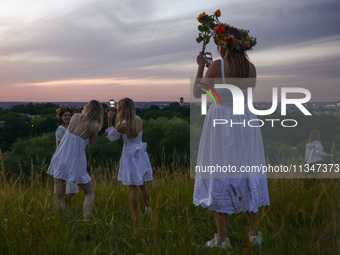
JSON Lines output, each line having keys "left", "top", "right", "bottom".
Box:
{"left": 193, "top": 18, "right": 269, "bottom": 249}
{"left": 106, "top": 98, "right": 152, "bottom": 216}
{"left": 48, "top": 100, "right": 103, "bottom": 220}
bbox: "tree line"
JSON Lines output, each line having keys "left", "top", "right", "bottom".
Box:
{"left": 1, "top": 103, "right": 339, "bottom": 175}
{"left": 0, "top": 102, "right": 189, "bottom": 152}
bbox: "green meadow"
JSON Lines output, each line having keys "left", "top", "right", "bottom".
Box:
{"left": 1, "top": 159, "right": 339, "bottom": 255}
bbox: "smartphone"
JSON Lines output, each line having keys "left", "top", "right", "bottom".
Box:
{"left": 109, "top": 99, "right": 115, "bottom": 110}
{"left": 204, "top": 52, "right": 213, "bottom": 67}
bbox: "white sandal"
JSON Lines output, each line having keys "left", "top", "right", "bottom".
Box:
{"left": 249, "top": 231, "right": 263, "bottom": 246}
{"left": 205, "top": 233, "right": 232, "bottom": 249}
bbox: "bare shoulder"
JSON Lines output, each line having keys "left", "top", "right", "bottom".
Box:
{"left": 135, "top": 115, "right": 142, "bottom": 123}
{"left": 204, "top": 59, "right": 221, "bottom": 78}
{"left": 117, "top": 122, "right": 126, "bottom": 133}
{"left": 70, "top": 113, "right": 81, "bottom": 123}
{"left": 209, "top": 59, "right": 222, "bottom": 73}
{"left": 86, "top": 122, "right": 100, "bottom": 136}
{"left": 92, "top": 123, "right": 100, "bottom": 133}
{"left": 211, "top": 59, "right": 221, "bottom": 66}
{"left": 135, "top": 115, "right": 143, "bottom": 131}
{"left": 68, "top": 113, "right": 80, "bottom": 127}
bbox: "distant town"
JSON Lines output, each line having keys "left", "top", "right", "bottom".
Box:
{"left": 0, "top": 99, "right": 188, "bottom": 110}
{"left": 0, "top": 99, "right": 339, "bottom": 118}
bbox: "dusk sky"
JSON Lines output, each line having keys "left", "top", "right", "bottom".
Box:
{"left": 0, "top": 0, "right": 339, "bottom": 102}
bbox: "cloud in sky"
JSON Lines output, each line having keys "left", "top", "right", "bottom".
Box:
{"left": 0, "top": 0, "right": 339, "bottom": 102}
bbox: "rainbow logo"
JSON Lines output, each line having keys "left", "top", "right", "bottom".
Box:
{"left": 198, "top": 82, "right": 222, "bottom": 106}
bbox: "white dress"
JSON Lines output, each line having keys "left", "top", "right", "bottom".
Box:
{"left": 193, "top": 60, "right": 270, "bottom": 214}
{"left": 47, "top": 130, "right": 91, "bottom": 184}
{"left": 106, "top": 126, "right": 153, "bottom": 185}
{"left": 55, "top": 126, "right": 79, "bottom": 194}
{"left": 305, "top": 140, "right": 328, "bottom": 164}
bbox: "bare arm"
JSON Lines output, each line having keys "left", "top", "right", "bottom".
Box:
{"left": 88, "top": 125, "right": 100, "bottom": 148}
{"left": 107, "top": 109, "right": 116, "bottom": 128}
{"left": 193, "top": 53, "right": 219, "bottom": 98}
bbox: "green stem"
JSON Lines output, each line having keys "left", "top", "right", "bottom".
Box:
{"left": 201, "top": 43, "right": 206, "bottom": 54}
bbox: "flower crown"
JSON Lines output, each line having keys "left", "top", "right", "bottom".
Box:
{"left": 196, "top": 10, "right": 257, "bottom": 52}
{"left": 213, "top": 24, "right": 256, "bottom": 51}
{"left": 56, "top": 105, "right": 77, "bottom": 117}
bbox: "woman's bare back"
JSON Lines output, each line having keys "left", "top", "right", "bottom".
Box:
{"left": 68, "top": 114, "right": 99, "bottom": 140}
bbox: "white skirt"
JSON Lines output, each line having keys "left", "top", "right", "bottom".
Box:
{"left": 193, "top": 104, "right": 270, "bottom": 214}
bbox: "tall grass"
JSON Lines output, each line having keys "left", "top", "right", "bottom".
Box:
{"left": 0, "top": 158, "right": 339, "bottom": 254}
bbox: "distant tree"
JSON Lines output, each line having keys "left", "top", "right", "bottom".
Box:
{"left": 10, "top": 104, "right": 26, "bottom": 113}
{"left": 149, "top": 105, "right": 160, "bottom": 111}
{"left": 41, "top": 108, "right": 57, "bottom": 116}
{"left": 142, "top": 117, "right": 189, "bottom": 166}
{"left": 11, "top": 103, "right": 59, "bottom": 115}
{"left": 3, "top": 132, "right": 56, "bottom": 175}
{"left": 31, "top": 114, "right": 58, "bottom": 136}
{"left": 0, "top": 107, "right": 8, "bottom": 121}
{"left": 0, "top": 112, "right": 30, "bottom": 150}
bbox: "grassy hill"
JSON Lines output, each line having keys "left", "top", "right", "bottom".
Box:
{"left": 0, "top": 161, "right": 339, "bottom": 254}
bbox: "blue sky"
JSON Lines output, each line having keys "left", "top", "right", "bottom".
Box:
{"left": 0, "top": 0, "right": 339, "bottom": 102}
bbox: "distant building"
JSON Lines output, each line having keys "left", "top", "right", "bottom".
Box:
{"left": 179, "top": 97, "right": 184, "bottom": 105}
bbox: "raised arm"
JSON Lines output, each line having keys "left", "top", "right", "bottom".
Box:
{"left": 193, "top": 53, "right": 219, "bottom": 98}
{"left": 106, "top": 109, "right": 121, "bottom": 141}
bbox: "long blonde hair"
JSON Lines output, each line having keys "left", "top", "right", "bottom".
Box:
{"left": 115, "top": 98, "right": 138, "bottom": 138}
{"left": 307, "top": 130, "right": 320, "bottom": 144}
{"left": 80, "top": 100, "right": 103, "bottom": 132}
{"left": 218, "top": 27, "right": 250, "bottom": 78}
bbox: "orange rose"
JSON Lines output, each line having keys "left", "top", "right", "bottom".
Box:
{"left": 216, "top": 10, "right": 221, "bottom": 17}
{"left": 197, "top": 12, "right": 206, "bottom": 21}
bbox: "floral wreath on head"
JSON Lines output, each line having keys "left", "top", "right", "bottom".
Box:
{"left": 213, "top": 24, "right": 257, "bottom": 51}
{"left": 196, "top": 10, "right": 257, "bottom": 53}
{"left": 56, "top": 105, "right": 77, "bottom": 117}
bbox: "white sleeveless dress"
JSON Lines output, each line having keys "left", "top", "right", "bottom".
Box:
{"left": 193, "top": 60, "right": 270, "bottom": 214}
{"left": 47, "top": 130, "right": 91, "bottom": 184}
{"left": 55, "top": 126, "right": 79, "bottom": 193}
{"left": 106, "top": 127, "right": 153, "bottom": 185}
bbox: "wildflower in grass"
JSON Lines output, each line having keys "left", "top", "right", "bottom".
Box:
{"left": 2, "top": 206, "right": 10, "bottom": 222}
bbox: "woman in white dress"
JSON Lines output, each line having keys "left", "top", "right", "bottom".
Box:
{"left": 193, "top": 25, "right": 270, "bottom": 248}
{"left": 106, "top": 98, "right": 152, "bottom": 216}
{"left": 305, "top": 130, "right": 334, "bottom": 165}
{"left": 55, "top": 105, "right": 79, "bottom": 199}
{"left": 48, "top": 100, "right": 103, "bottom": 220}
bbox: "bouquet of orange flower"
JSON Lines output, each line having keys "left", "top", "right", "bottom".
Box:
{"left": 196, "top": 10, "right": 221, "bottom": 53}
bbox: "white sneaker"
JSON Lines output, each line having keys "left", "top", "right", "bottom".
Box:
{"left": 249, "top": 231, "right": 263, "bottom": 246}
{"left": 205, "top": 233, "right": 232, "bottom": 249}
